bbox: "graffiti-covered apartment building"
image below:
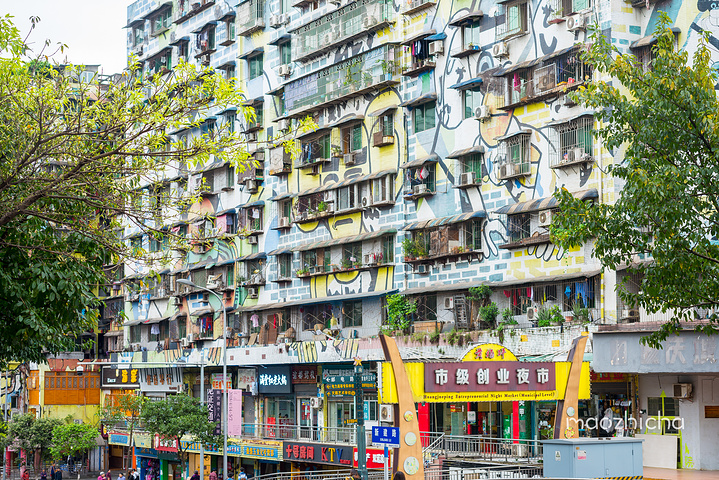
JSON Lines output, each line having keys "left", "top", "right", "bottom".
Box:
{"left": 63, "top": 0, "right": 719, "bottom": 474}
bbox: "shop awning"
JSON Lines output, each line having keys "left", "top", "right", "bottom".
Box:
{"left": 401, "top": 29, "right": 437, "bottom": 46}
{"left": 292, "top": 228, "right": 397, "bottom": 252}
{"left": 400, "top": 153, "right": 439, "bottom": 169}
{"left": 446, "top": 145, "right": 486, "bottom": 158}
{"left": 401, "top": 93, "right": 438, "bottom": 108}
{"left": 402, "top": 211, "right": 486, "bottom": 231}
{"left": 630, "top": 27, "right": 680, "bottom": 50}
{"left": 449, "top": 77, "right": 483, "bottom": 90}
{"left": 494, "top": 189, "right": 599, "bottom": 215}
{"left": 238, "top": 289, "right": 398, "bottom": 312}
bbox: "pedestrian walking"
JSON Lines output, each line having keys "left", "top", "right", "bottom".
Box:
{"left": 54, "top": 464, "right": 63, "bottom": 480}
{"left": 98, "top": 472, "right": 105, "bottom": 480}
{"left": 107, "top": 470, "right": 113, "bottom": 480}
{"left": 209, "top": 470, "right": 217, "bottom": 480}
{"left": 130, "top": 470, "right": 140, "bottom": 480}
{"left": 118, "top": 472, "right": 125, "bottom": 480}
{"left": 238, "top": 468, "right": 247, "bottom": 480}
{"left": 41, "top": 469, "right": 48, "bottom": 480}
{"left": 190, "top": 471, "right": 200, "bottom": 480}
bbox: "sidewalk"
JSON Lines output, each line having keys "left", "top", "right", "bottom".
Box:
{"left": 645, "top": 467, "right": 719, "bottom": 480}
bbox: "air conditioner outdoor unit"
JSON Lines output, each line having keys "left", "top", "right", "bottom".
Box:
{"left": 379, "top": 404, "right": 394, "bottom": 422}
{"left": 134, "top": 45, "right": 144, "bottom": 56}
{"left": 674, "top": 383, "right": 693, "bottom": 399}
{"left": 343, "top": 153, "right": 356, "bottom": 165}
{"left": 132, "top": 344, "right": 141, "bottom": 352}
{"left": 572, "top": 147, "right": 590, "bottom": 162}
{"left": 492, "top": 41, "right": 508, "bottom": 58}
{"left": 170, "top": 32, "right": 177, "bottom": 42}
{"left": 310, "top": 397, "right": 323, "bottom": 409}
{"left": 280, "top": 14, "right": 290, "bottom": 24}
{"left": 499, "top": 164, "right": 511, "bottom": 179}
{"left": 445, "top": 297, "right": 454, "bottom": 309}
{"left": 416, "top": 264, "right": 429, "bottom": 274}
{"left": 475, "top": 105, "right": 490, "bottom": 121}
{"left": 460, "top": 172, "right": 477, "bottom": 186}
{"left": 187, "top": 333, "right": 196, "bottom": 343}
{"left": 180, "top": 337, "right": 189, "bottom": 347}
{"left": 526, "top": 306, "right": 539, "bottom": 320}
{"left": 429, "top": 41, "right": 444, "bottom": 55}
{"left": 248, "top": 236, "right": 258, "bottom": 244}
{"left": 413, "top": 184, "right": 428, "bottom": 195}
{"left": 246, "top": 179, "right": 258, "bottom": 192}
{"left": 567, "top": 14, "right": 588, "bottom": 31}
{"left": 322, "top": 33, "right": 334, "bottom": 47}
{"left": 278, "top": 118, "right": 291, "bottom": 131}
{"left": 362, "top": 16, "right": 376, "bottom": 28}
{"left": 278, "top": 64, "right": 292, "bottom": 77}
{"left": 269, "top": 14, "right": 281, "bottom": 27}
{"left": 538, "top": 209, "right": 553, "bottom": 227}
{"left": 279, "top": 216, "right": 290, "bottom": 228}
{"left": 248, "top": 287, "right": 259, "bottom": 298}
{"left": 246, "top": 131, "right": 258, "bottom": 142}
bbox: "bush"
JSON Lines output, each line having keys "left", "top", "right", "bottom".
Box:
{"left": 479, "top": 302, "right": 499, "bottom": 327}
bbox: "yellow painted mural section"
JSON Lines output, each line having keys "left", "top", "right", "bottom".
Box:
{"left": 43, "top": 404, "right": 100, "bottom": 424}
{"left": 379, "top": 361, "right": 590, "bottom": 403}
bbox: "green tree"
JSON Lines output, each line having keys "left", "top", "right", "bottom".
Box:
{"left": 551, "top": 13, "right": 719, "bottom": 347}
{"left": 50, "top": 423, "right": 98, "bottom": 463}
{"left": 140, "top": 394, "right": 216, "bottom": 479}
{"left": 100, "top": 394, "right": 145, "bottom": 470}
{"left": 4, "top": 414, "right": 62, "bottom": 473}
{"left": 0, "top": 15, "right": 313, "bottom": 367}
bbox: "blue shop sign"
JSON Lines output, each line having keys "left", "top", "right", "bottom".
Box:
{"left": 135, "top": 447, "right": 158, "bottom": 458}
{"left": 371, "top": 426, "right": 400, "bottom": 448}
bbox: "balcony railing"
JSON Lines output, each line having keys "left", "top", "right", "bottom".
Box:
{"left": 241, "top": 423, "right": 359, "bottom": 444}
{"left": 291, "top": 0, "right": 393, "bottom": 63}
{"left": 283, "top": 44, "right": 401, "bottom": 118}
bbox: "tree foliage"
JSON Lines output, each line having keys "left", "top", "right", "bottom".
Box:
{"left": 100, "top": 394, "right": 145, "bottom": 469}
{"left": 140, "top": 394, "right": 216, "bottom": 477}
{"left": 50, "top": 423, "right": 98, "bottom": 460}
{"left": 551, "top": 13, "right": 719, "bottom": 347}
{"left": 4, "top": 414, "right": 62, "bottom": 464}
{"left": 0, "top": 15, "right": 313, "bottom": 366}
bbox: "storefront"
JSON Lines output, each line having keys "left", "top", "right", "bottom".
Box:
{"left": 322, "top": 364, "right": 378, "bottom": 441}
{"left": 154, "top": 435, "right": 181, "bottom": 480}
{"left": 134, "top": 447, "right": 159, "bottom": 480}
{"left": 108, "top": 432, "right": 131, "bottom": 470}
{"left": 259, "top": 366, "right": 295, "bottom": 439}
{"left": 103, "top": 367, "right": 140, "bottom": 470}
{"left": 379, "top": 344, "right": 591, "bottom": 442}
{"left": 292, "top": 366, "right": 319, "bottom": 441}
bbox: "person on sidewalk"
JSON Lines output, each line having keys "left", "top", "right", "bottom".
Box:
{"left": 190, "top": 471, "right": 200, "bottom": 480}
{"left": 130, "top": 469, "right": 140, "bottom": 480}
{"left": 99, "top": 471, "right": 106, "bottom": 480}
{"left": 106, "top": 470, "right": 113, "bottom": 480}
{"left": 41, "top": 469, "right": 48, "bottom": 480}
{"left": 54, "top": 465, "right": 62, "bottom": 480}
{"left": 209, "top": 470, "right": 217, "bottom": 480}
{"left": 238, "top": 468, "right": 246, "bottom": 480}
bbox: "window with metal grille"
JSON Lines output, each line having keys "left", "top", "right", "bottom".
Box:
{"left": 406, "top": 164, "right": 436, "bottom": 192}
{"left": 460, "top": 153, "right": 483, "bottom": 176}
{"left": 495, "top": 1, "right": 528, "bottom": 40}
{"left": 302, "top": 303, "right": 333, "bottom": 331}
{"left": 507, "top": 213, "right": 531, "bottom": 243}
{"left": 151, "top": 9, "right": 172, "bottom": 35}
{"left": 497, "top": 133, "right": 531, "bottom": 178}
{"left": 372, "top": 174, "right": 395, "bottom": 204}
{"left": 343, "top": 243, "right": 362, "bottom": 267}
{"left": 343, "top": 301, "right": 363, "bottom": 327}
{"left": 412, "top": 295, "right": 437, "bottom": 322}
{"left": 549, "top": 115, "right": 594, "bottom": 167}
{"left": 301, "top": 134, "right": 331, "bottom": 164}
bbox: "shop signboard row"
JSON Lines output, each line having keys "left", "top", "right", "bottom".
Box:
{"left": 283, "top": 441, "right": 390, "bottom": 469}
{"left": 182, "top": 439, "right": 282, "bottom": 461}
{"left": 108, "top": 432, "right": 154, "bottom": 449}
{"left": 102, "top": 367, "right": 139, "bottom": 388}
{"left": 425, "top": 361, "right": 556, "bottom": 393}
{"left": 323, "top": 367, "right": 377, "bottom": 397}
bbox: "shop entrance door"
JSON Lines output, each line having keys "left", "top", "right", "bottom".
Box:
{"left": 298, "top": 398, "right": 318, "bottom": 441}
{"left": 329, "top": 401, "right": 355, "bottom": 443}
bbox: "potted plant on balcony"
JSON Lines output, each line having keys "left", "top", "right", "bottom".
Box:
{"left": 317, "top": 201, "right": 328, "bottom": 214}
{"left": 402, "top": 237, "right": 417, "bottom": 261}
{"left": 296, "top": 267, "right": 310, "bottom": 277}
{"left": 341, "top": 258, "right": 353, "bottom": 270}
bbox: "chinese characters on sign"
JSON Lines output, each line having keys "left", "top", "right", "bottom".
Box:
{"left": 208, "top": 389, "right": 222, "bottom": 435}
{"left": 291, "top": 366, "right": 318, "bottom": 384}
{"left": 283, "top": 442, "right": 353, "bottom": 466}
{"left": 154, "top": 435, "right": 178, "bottom": 452}
{"left": 211, "top": 373, "right": 232, "bottom": 390}
{"left": 371, "top": 426, "right": 399, "bottom": 447}
{"left": 101, "top": 367, "right": 139, "bottom": 388}
{"left": 227, "top": 389, "right": 243, "bottom": 436}
{"left": 322, "top": 368, "right": 377, "bottom": 397}
{"left": 138, "top": 368, "right": 182, "bottom": 393}
{"left": 258, "top": 366, "right": 292, "bottom": 394}
{"left": 425, "top": 361, "right": 555, "bottom": 393}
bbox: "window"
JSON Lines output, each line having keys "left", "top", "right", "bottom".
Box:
{"left": 147, "top": 50, "right": 172, "bottom": 75}
{"left": 408, "top": 221, "right": 482, "bottom": 259}
{"left": 178, "top": 316, "right": 187, "bottom": 339}
{"left": 407, "top": 163, "right": 436, "bottom": 193}
{"left": 464, "top": 219, "right": 483, "bottom": 251}
{"left": 225, "top": 19, "right": 236, "bottom": 43}
{"left": 249, "top": 55, "right": 264, "bottom": 80}
{"left": 342, "top": 124, "right": 362, "bottom": 153}
{"left": 496, "top": 132, "right": 531, "bottom": 179}
{"left": 197, "top": 27, "right": 216, "bottom": 53}
{"left": 224, "top": 66, "right": 236, "bottom": 81}
{"left": 337, "top": 185, "right": 360, "bottom": 211}
{"left": 414, "top": 102, "right": 436, "bottom": 133}
{"left": 507, "top": 213, "right": 531, "bottom": 243}
{"left": 372, "top": 174, "right": 394, "bottom": 205}
{"left": 280, "top": 42, "right": 292, "bottom": 65}
{"left": 131, "top": 325, "right": 141, "bottom": 343}
{"left": 382, "top": 235, "right": 394, "bottom": 264}
{"left": 464, "top": 89, "right": 483, "bottom": 119}
{"left": 130, "top": 236, "right": 143, "bottom": 254}
{"left": 463, "top": 20, "right": 481, "bottom": 49}
{"left": 461, "top": 153, "right": 483, "bottom": 177}
{"left": 343, "top": 301, "right": 362, "bottom": 327}
{"left": 647, "top": 397, "right": 681, "bottom": 434}
{"left": 247, "top": 105, "right": 263, "bottom": 131}
{"left": 177, "top": 41, "right": 189, "bottom": 61}
{"left": 342, "top": 243, "right": 362, "bottom": 268}
{"left": 301, "top": 134, "right": 331, "bottom": 164}
{"left": 149, "top": 236, "right": 161, "bottom": 252}
{"left": 226, "top": 113, "right": 236, "bottom": 134}
{"left": 149, "top": 324, "right": 159, "bottom": 342}
{"left": 296, "top": 192, "right": 330, "bottom": 219}
{"left": 278, "top": 254, "right": 293, "bottom": 279}
{"left": 496, "top": 1, "right": 528, "bottom": 39}
{"left": 242, "top": 206, "right": 263, "bottom": 232}
{"left": 200, "top": 119, "right": 216, "bottom": 138}
{"left": 413, "top": 295, "right": 437, "bottom": 322}
{"left": 549, "top": 116, "right": 594, "bottom": 167}
{"left": 151, "top": 9, "right": 172, "bottom": 35}
{"left": 279, "top": 199, "right": 292, "bottom": 221}
{"left": 280, "top": 0, "right": 291, "bottom": 13}
{"left": 302, "top": 248, "right": 331, "bottom": 274}
{"left": 133, "top": 25, "right": 145, "bottom": 47}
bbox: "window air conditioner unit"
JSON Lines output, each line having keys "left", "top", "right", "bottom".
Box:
{"left": 246, "top": 131, "right": 258, "bottom": 142}
{"left": 413, "top": 184, "right": 428, "bottom": 195}
{"left": 416, "top": 264, "right": 429, "bottom": 274}
{"left": 278, "top": 118, "right": 291, "bottom": 131}
{"left": 475, "top": 105, "right": 490, "bottom": 121}
{"left": 246, "top": 179, "right": 258, "bottom": 192}
{"left": 310, "top": 397, "right": 323, "bottom": 409}
{"left": 538, "top": 209, "right": 553, "bottom": 227}
{"left": 134, "top": 45, "right": 144, "bottom": 56}
{"left": 278, "top": 64, "right": 292, "bottom": 77}
{"left": 492, "top": 41, "right": 508, "bottom": 58}
{"left": 429, "top": 41, "right": 444, "bottom": 56}
{"left": 379, "top": 404, "right": 394, "bottom": 422}
{"left": 248, "top": 287, "right": 259, "bottom": 299}
{"left": 526, "top": 306, "right": 539, "bottom": 320}
{"left": 460, "top": 172, "right": 477, "bottom": 186}
{"left": 673, "top": 383, "right": 693, "bottom": 399}
{"left": 499, "top": 164, "right": 510, "bottom": 179}
{"left": 279, "top": 216, "right": 290, "bottom": 228}
{"left": 187, "top": 333, "right": 196, "bottom": 343}
{"left": 567, "top": 14, "right": 588, "bottom": 31}
{"left": 248, "top": 236, "right": 258, "bottom": 244}
{"left": 343, "top": 153, "right": 356, "bottom": 166}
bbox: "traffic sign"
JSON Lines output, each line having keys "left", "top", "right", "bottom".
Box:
{"left": 372, "top": 426, "right": 400, "bottom": 447}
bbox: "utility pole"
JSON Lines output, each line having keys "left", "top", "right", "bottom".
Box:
{"left": 353, "top": 358, "right": 367, "bottom": 480}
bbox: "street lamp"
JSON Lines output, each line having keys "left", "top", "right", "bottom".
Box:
{"left": 176, "top": 279, "right": 228, "bottom": 480}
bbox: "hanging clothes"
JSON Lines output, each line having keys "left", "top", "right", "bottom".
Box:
{"left": 150, "top": 324, "right": 160, "bottom": 335}
{"left": 251, "top": 313, "right": 260, "bottom": 327}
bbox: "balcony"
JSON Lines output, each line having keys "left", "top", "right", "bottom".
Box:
{"left": 240, "top": 423, "right": 359, "bottom": 444}
{"left": 290, "top": 0, "right": 393, "bottom": 63}
{"left": 402, "top": 59, "right": 436, "bottom": 78}
{"left": 282, "top": 44, "right": 401, "bottom": 118}
{"left": 174, "top": 0, "right": 215, "bottom": 24}
{"left": 241, "top": 273, "right": 266, "bottom": 286}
